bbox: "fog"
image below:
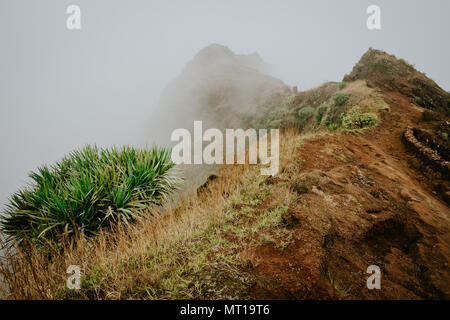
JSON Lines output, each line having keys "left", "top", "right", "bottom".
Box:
{"left": 1, "top": 0, "right": 449, "bottom": 209}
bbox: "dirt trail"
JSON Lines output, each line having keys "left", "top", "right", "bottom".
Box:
{"left": 246, "top": 89, "right": 450, "bottom": 299}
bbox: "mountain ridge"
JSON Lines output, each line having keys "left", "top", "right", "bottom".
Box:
{"left": 1, "top": 46, "right": 449, "bottom": 300}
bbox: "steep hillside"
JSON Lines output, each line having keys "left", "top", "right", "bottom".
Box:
{"left": 245, "top": 89, "right": 450, "bottom": 299}
{"left": 1, "top": 48, "right": 449, "bottom": 300}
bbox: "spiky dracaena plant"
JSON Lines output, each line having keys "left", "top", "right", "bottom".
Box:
{"left": 1, "top": 145, "right": 180, "bottom": 244}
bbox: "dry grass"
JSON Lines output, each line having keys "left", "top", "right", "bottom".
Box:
{"left": 0, "top": 163, "right": 247, "bottom": 299}
{"left": 0, "top": 129, "right": 305, "bottom": 300}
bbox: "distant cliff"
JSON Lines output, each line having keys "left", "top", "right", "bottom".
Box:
{"left": 152, "top": 44, "right": 289, "bottom": 144}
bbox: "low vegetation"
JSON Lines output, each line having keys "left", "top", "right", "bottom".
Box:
{"left": 333, "top": 92, "right": 350, "bottom": 106}
{"left": 296, "top": 106, "right": 315, "bottom": 130}
{"left": 0, "top": 131, "right": 302, "bottom": 299}
{"left": 1, "top": 145, "right": 179, "bottom": 244}
{"left": 342, "top": 106, "right": 378, "bottom": 130}
{"left": 327, "top": 123, "right": 338, "bottom": 131}
{"left": 267, "top": 106, "right": 289, "bottom": 128}
{"left": 324, "top": 107, "right": 343, "bottom": 129}
{"left": 1, "top": 47, "right": 446, "bottom": 300}
{"left": 316, "top": 105, "right": 328, "bottom": 124}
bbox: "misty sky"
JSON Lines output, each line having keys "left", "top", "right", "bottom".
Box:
{"left": 0, "top": 0, "right": 449, "bottom": 208}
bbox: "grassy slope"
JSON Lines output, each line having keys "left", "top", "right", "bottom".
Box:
{"left": 0, "top": 130, "right": 305, "bottom": 299}
{"left": 2, "top": 86, "right": 449, "bottom": 299}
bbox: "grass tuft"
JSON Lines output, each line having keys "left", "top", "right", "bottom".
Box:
{"left": 1, "top": 145, "right": 180, "bottom": 244}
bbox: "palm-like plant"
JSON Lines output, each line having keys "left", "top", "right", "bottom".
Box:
{"left": 1, "top": 145, "right": 180, "bottom": 244}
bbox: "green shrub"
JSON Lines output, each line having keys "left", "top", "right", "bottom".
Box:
{"left": 342, "top": 106, "right": 378, "bottom": 129}
{"left": 413, "top": 96, "right": 423, "bottom": 105}
{"left": 298, "top": 106, "right": 315, "bottom": 117}
{"left": 296, "top": 106, "right": 315, "bottom": 130}
{"left": 266, "top": 107, "right": 289, "bottom": 128}
{"left": 283, "top": 95, "right": 296, "bottom": 107}
{"left": 333, "top": 92, "right": 350, "bottom": 106}
{"left": 324, "top": 105, "right": 344, "bottom": 128}
{"left": 1, "top": 145, "right": 180, "bottom": 244}
{"left": 268, "top": 107, "right": 289, "bottom": 120}
{"left": 268, "top": 119, "right": 283, "bottom": 128}
{"left": 339, "top": 82, "right": 346, "bottom": 90}
{"left": 316, "top": 105, "right": 328, "bottom": 124}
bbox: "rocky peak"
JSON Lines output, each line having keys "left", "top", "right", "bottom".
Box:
{"left": 344, "top": 48, "right": 450, "bottom": 115}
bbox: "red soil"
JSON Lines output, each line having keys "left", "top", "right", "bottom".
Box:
{"left": 246, "top": 89, "right": 450, "bottom": 299}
